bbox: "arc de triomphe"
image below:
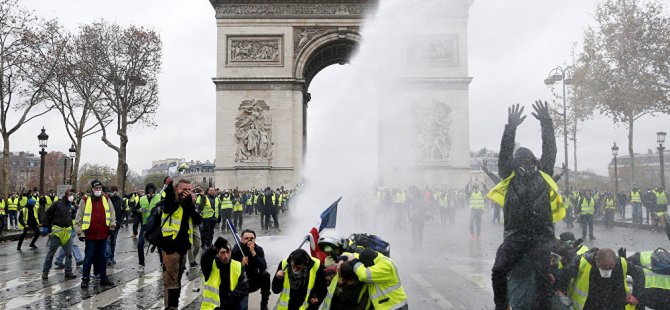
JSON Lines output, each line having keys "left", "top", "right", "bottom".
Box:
{"left": 210, "top": 0, "right": 473, "bottom": 189}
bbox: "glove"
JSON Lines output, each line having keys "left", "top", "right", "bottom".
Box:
{"left": 40, "top": 227, "right": 49, "bottom": 236}
{"left": 618, "top": 247, "right": 627, "bottom": 258}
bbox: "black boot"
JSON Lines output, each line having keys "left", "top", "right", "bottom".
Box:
{"left": 167, "top": 288, "right": 180, "bottom": 309}
{"left": 261, "top": 293, "right": 270, "bottom": 310}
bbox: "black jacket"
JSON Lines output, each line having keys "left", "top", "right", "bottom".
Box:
{"left": 43, "top": 199, "right": 73, "bottom": 229}
{"left": 498, "top": 118, "right": 556, "bottom": 242}
{"left": 201, "top": 247, "right": 249, "bottom": 309}
{"left": 161, "top": 183, "right": 202, "bottom": 255}
{"left": 231, "top": 243, "right": 268, "bottom": 278}
{"left": 261, "top": 193, "right": 277, "bottom": 215}
{"left": 272, "top": 259, "right": 327, "bottom": 310}
{"left": 109, "top": 194, "right": 124, "bottom": 224}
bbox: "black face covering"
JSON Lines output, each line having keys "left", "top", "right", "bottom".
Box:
{"left": 516, "top": 161, "right": 538, "bottom": 177}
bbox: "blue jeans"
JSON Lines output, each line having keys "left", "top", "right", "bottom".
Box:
{"left": 56, "top": 229, "right": 83, "bottom": 264}
{"left": 43, "top": 234, "right": 73, "bottom": 274}
{"left": 633, "top": 203, "right": 643, "bottom": 224}
{"left": 8, "top": 210, "right": 17, "bottom": 228}
{"left": 106, "top": 229, "right": 119, "bottom": 263}
{"left": 82, "top": 239, "right": 108, "bottom": 280}
{"left": 236, "top": 295, "right": 249, "bottom": 310}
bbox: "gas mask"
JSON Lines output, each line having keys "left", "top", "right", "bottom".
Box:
{"left": 515, "top": 158, "right": 538, "bottom": 177}
{"left": 598, "top": 268, "right": 612, "bottom": 278}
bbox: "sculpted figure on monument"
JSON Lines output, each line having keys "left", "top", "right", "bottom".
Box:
{"left": 230, "top": 39, "right": 280, "bottom": 62}
{"left": 234, "top": 99, "right": 273, "bottom": 162}
{"left": 415, "top": 101, "right": 452, "bottom": 161}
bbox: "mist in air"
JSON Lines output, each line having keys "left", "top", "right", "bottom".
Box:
{"left": 285, "top": 0, "right": 458, "bottom": 244}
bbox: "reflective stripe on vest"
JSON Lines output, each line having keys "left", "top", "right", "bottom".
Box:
{"left": 487, "top": 171, "right": 565, "bottom": 222}
{"left": 277, "top": 257, "right": 320, "bottom": 310}
{"left": 640, "top": 251, "right": 652, "bottom": 268}
{"left": 198, "top": 196, "right": 216, "bottom": 219}
{"left": 571, "top": 256, "right": 633, "bottom": 310}
{"left": 233, "top": 200, "right": 244, "bottom": 212}
{"left": 352, "top": 252, "right": 408, "bottom": 310}
{"left": 201, "top": 259, "right": 241, "bottom": 310}
{"left": 576, "top": 245, "right": 590, "bottom": 255}
{"left": 581, "top": 198, "right": 595, "bottom": 215}
{"left": 604, "top": 198, "right": 615, "bottom": 209}
{"left": 656, "top": 192, "right": 668, "bottom": 205}
{"left": 161, "top": 206, "right": 193, "bottom": 245}
{"left": 0, "top": 200, "right": 5, "bottom": 215}
{"left": 220, "top": 197, "right": 233, "bottom": 210}
{"left": 469, "top": 191, "right": 485, "bottom": 209}
{"left": 139, "top": 195, "right": 161, "bottom": 224}
{"left": 7, "top": 198, "right": 18, "bottom": 211}
{"left": 81, "top": 196, "right": 110, "bottom": 230}
{"left": 643, "top": 268, "right": 670, "bottom": 290}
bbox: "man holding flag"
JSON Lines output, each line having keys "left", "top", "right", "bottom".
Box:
{"left": 232, "top": 228, "right": 271, "bottom": 310}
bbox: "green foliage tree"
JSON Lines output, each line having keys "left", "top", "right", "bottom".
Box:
{"left": 573, "top": 0, "right": 670, "bottom": 185}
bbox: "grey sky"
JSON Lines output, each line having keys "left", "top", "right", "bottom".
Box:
{"left": 8, "top": 0, "right": 669, "bottom": 176}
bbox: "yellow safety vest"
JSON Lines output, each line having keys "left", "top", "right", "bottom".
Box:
{"left": 45, "top": 196, "right": 58, "bottom": 209}
{"left": 639, "top": 251, "right": 670, "bottom": 290}
{"left": 321, "top": 273, "right": 367, "bottom": 310}
{"left": 439, "top": 193, "right": 449, "bottom": 208}
{"left": 197, "top": 196, "right": 219, "bottom": 219}
{"left": 139, "top": 194, "right": 162, "bottom": 224}
{"left": 0, "top": 200, "right": 5, "bottom": 215}
{"left": 469, "top": 191, "right": 485, "bottom": 209}
{"left": 580, "top": 198, "right": 595, "bottom": 215}
{"left": 19, "top": 196, "right": 28, "bottom": 208}
{"left": 81, "top": 196, "right": 111, "bottom": 230}
{"left": 352, "top": 252, "right": 408, "bottom": 310}
{"left": 7, "top": 197, "right": 18, "bottom": 211}
{"left": 571, "top": 256, "right": 634, "bottom": 310}
{"left": 233, "top": 199, "right": 244, "bottom": 212}
{"left": 656, "top": 192, "right": 668, "bottom": 205}
{"left": 604, "top": 198, "right": 615, "bottom": 209}
{"left": 51, "top": 225, "right": 73, "bottom": 246}
{"left": 630, "top": 192, "right": 641, "bottom": 203}
{"left": 487, "top": 171, "right": 565, "bottom": 222}
{"left": 576, "top": 245, "right": 590, "bottom": 255}
{"left": 277, "top": 257, "right": 320, "bottom": 310}
{"left": 19, "top": 206, "right": 40, "bottom": 229}
{"left": 201, "top": 259, "right": 242, "bottom": 310}
{"left": 220, "top": 196, "right": 233, "bottom": 210}
{"left": 161, "top": 205, "right": 193, "bottom": 245}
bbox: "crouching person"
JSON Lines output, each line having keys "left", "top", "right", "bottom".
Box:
{"left": 272, "top": 249, "right": 326, "bottom": 310}
{"left": 201, "top": 237, "right": 249, "bottom": 310}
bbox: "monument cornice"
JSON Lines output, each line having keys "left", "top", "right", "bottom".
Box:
{"left": 212, "top": 77, "right": 305, "bottom": 91}
{"left": 209, "top": 0, "right": 379, "bottom": 19}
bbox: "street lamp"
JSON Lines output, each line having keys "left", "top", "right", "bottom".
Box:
{"left": 545, "top": 65, "right": 573, "bottom": 192}
{"left": 612, "top": 142, "right": 619, "bottom": 207}
{"left": 658, "top": 132, "right": 666, "bottom": 189}
{"left": 37, "top": 127, "right": 49, "bottom": 193}
{"left": 69, "top": 144, "right": 76, "bottom": 185}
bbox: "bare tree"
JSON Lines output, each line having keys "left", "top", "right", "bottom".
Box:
{"left": 0, "top": 1, "right": 65, "bottom": 196}
{"left": 41, "top": 24, "right": 111, "bottom": 192}
{"left": 85, "top": 21, "right": 162, "bottom": 194}
{"left": 573, "top": 0, "right": 670, "bottom": 185}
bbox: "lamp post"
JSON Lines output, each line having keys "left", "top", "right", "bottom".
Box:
{"left": 37, "top": 127, "right": 49, "bottom": 193}
{"left": 68, "top": 144, "right": 76, "bottom": 185}
{"left": 612, "top": 142, "right": 619, "bottom": 206}
{"left": 545, "top": 66, "right": 572, "bottom": 191}
{"left": 61, "top": 157, "right": 67, "bottom": 185}
{"left": 657, "top": 132, "right": 666, "bottom": 189}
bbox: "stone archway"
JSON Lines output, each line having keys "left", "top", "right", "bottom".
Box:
{"left": 210, "top": 0, "right": 473, "bottom": 189}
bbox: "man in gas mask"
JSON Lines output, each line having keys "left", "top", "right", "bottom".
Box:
{"left": 488, "top": 101, "right": 565, "bottom": 310}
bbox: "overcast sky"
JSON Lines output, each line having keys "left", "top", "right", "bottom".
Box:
{"left": 8, "top": 0, "right": 669, "bottom": 176}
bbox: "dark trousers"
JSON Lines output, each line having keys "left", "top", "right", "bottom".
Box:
{"left": 17, "top": 225, "right": 39, "bottom": 249}
{"left": 492, "top": 239, "right": 552, "bottom": 309}
{"left": 264, "top": 213, "right": 279, "bottom": 230}
{"left": 200, "top": 218, "right": 216, "bottom": 249}
{"left": 233, "top": 211, "right": 243, "bottom": 228}
{"left": 8, "top": 210, "right": 17, "bottom": 228}
{"left": 83, "top": 239, "right": 108, "bottom": 280}
{"left": 470, "top": 209, "right": 483, "bottom": 236}
{"left": 580, "top": 214, "right": 595, "bottom": 239}
{"left": 221, "top": 209, "right": 233, "bottom": 231}
{"left": 249, "top": 271, "right": 271, "bottom": 295}
{"left": 605, "top": 208, "right": 615, "bottom": 228}
{"left": 493, "top": 205, "right": 501, "bottom": 223}
{"left": 0, "top": 215, "right": 4, "bottom": 233}
{"left": 132, "top": 214, "right": 141, "bottom": 235}
{"left": 106, "top": 229, "right": 119, "bottom": 263}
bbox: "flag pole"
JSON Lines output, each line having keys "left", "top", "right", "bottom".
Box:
{"left": 226, "top": 218, "right": 246, "bottom": 258}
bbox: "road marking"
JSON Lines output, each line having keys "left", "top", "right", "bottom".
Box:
{"left": 410, "top": 273, "right": 452, "bottom": 310}
{"left": 70, "top": 269, "right": 161, "bottom": 309}
{"left": 149, "top": 276, "right": 202, "bottom": 309}
{"left": 0, "top": 268, "right": 124, "bottom": 310}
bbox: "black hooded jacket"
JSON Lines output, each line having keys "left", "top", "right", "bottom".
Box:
{"left": 498, "top": 117, "right": 556, "bottom": 242}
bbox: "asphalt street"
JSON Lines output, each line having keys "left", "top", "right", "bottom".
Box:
{"left": 0, "top": 208, "right": 667, "bottom": 309}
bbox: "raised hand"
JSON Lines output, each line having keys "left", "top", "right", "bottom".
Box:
{"left": 507, "top": 104, "right": 526, "bottom": 127}
{"left": 532, "top": 100, "right": 551, "bottom": 120}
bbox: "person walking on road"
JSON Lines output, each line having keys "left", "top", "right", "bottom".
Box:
{"left": 106, "top": 186, "right": 124, "bottom": 266}
{"left": 577, "top": 189, "right": 597, "bottom": 240}
{"left": 487, "top": 101, "right": 564, "bottom": 310}
{"left": 41, "top": 189, "right": 77, "bottom": 280}
{"left": 76, "top": 180, "right": 116, "bottom": 288}
{"left": 197, "top": 186, "right": 219, "bottom": 250}
{"left": 17, "top": 198, "right": 40, "bottom": 251}
{"left": 160, "top": 177, "right": 202, "bottom": 310}
{"left": 468, "top": 184, "right": 485, "bottom": 240}
{"left": 137, "top": 183, "right": 161, "bottom": 268}
{"left": 630, "top": 188, "right": 643, "bottom": 224}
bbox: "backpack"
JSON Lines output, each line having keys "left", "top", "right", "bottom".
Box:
{"left": 651, "top": 248, "right": 670, "bottom": 275}
{"left": 346, "top": 233, "right": 391, "bottom": 257}
{"left": 144, "top": 203, "right": 166, "bottom": 247}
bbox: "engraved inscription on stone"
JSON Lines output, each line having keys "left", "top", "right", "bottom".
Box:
{"left": 214, "top": 4, "right": 376, "bottom": 19}
{"left": 227, "top": 36, "right": 282, "bottom": 66}
{"left": 234, "top": 99, "right": 274, "bottom": 163}
{"left": 407, "top": 35, "right": 459, "bottom": 67}
{"left": 415, "top": 101, "right": 452, "bottom": 161}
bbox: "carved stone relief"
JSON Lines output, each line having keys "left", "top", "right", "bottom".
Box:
{"left": 213, "top": 3, "right": 376, "bottom": 19}
{"left": 415, "top": 101, "right": 452, "bottom": 161}
{"left": 294, "top": 27, "right": 327, "bottom": 54}
{"left": 406, "top": 35, "right": 459, "bottom": 67}
{"left": 227, "top": 36, "right": 283, "bottom": 66}
{"left": 234, "top": 99, "right": 273, "bottom": 162}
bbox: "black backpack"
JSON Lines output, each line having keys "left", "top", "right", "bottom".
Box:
{"left": 144, "top": 204, "right": 166, "bottom": 247}
{"left": 345, "top": 233, "right": 391, "bottom": 257}
{"left": 651, "top": 248, "right": 670, "bottom": 275}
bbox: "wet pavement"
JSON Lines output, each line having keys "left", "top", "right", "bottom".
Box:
{"left": 0, "top": 208, "right": 667, "bottom": 309}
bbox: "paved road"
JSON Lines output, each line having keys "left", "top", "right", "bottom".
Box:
{"left": 0, "top": 207, "right": 667, "bottom": 309}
